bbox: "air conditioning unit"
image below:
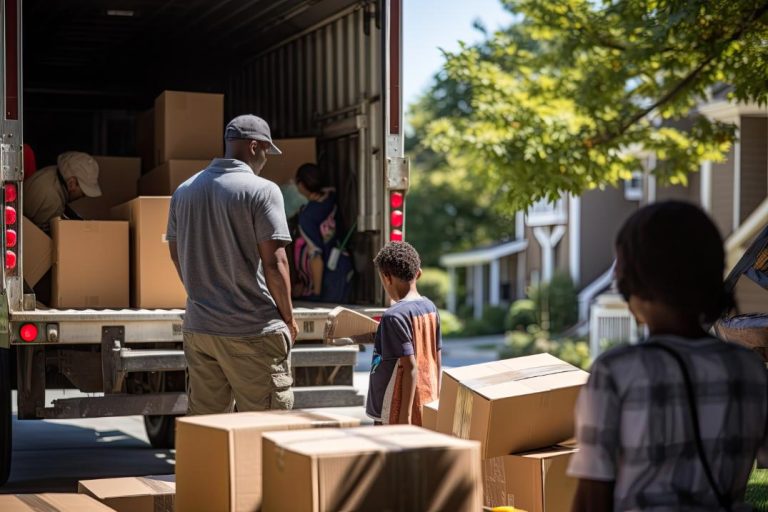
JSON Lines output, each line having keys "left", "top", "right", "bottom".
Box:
{"left": 589, "top": 294, "right": 639, "bottom": 357}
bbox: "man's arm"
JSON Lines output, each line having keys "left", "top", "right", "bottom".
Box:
{"left": 168, "top": 241, "right": 182, "bottom": 283}
{"left": 259, "top": 239, "right": 299, "bottom": 343}
{"left": 397, "top": 354, "right": 418, "bottom": 425}
{"left": 571, "top": 479, "right": 614, "bottom": 512}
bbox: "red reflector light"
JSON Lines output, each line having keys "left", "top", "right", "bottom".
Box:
{"left": 5, "top": 184, "right": 17, "bottom": 203}
{"left": 6, "top": 229, "right": 16, "bottom": 248}
{"left": 20, "top": 323, "right": 38, "bottom": 342}
{"left": 372, "top": 315, "right": 382, "bottom": 322}
{"left": 5, "top": 206, "right": 16, "bottom": 225}
{"left": 390, "top": 210, "right": 404, "bottom": 228}
{"left": 390, "top": 192, "right": 404, "bottom": 209}
{"left": 5, "top": 250, "right": 16, "bottom": 270}
{"left": 390, "top": 230, "right": 403, "bottom": 242}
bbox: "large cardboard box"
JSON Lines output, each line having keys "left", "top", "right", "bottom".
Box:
{"left": 139, "top": 160, "right": 209, "bottom": 196}
{"left": 0, "top": 494, "right": 115, "bottom": 511}
{"left": 262, "top": 425, "right": 483, "bottom": 512}
{"left": 111, "top": 197, "right": 185, "bottom": 309}
{"left": 423, "top": 399, "right": 439, "bottom": 431}
{"left": 79, "top": 475, "right": 175, "bottom": 512}
{"left": 261, "top": 137, "right": 316, "bottom": 185}
{"left": 155, "top": 91, "right": 223, "bottom": 164}
{"left": 22, "top": 216, "right": 52, "bottom": 287}
{"left": 436, "top": 353, "right": 589, "bottom": 458}
{"left": 175, "top": 410, "right": 361, "bottom": 512}
{"left": 70, "top": 156, "right": 141, "bottom": 220}
{"left": 482, "top": 445, "right": 578, "bottom": 512}
{"left": 51, "top": 219, "right": 129, "bottom": 308}
{"left": 136, "top": 108, "right": 155, "bottom": 173}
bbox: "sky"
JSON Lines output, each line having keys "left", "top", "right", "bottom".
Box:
{"left": 403, "top": 0, "right": 515, "bottom": 110}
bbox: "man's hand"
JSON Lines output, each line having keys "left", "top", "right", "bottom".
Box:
{"left": 288, "top": 318, "right": 299, "bottom": 345}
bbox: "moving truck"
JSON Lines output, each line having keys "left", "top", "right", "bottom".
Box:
{"left": 0, "top": 0, "right": 407, "bottom": 484}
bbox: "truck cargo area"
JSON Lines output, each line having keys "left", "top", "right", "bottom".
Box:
{"left": 21, "top": 0, "right": 387, "bottom": 310}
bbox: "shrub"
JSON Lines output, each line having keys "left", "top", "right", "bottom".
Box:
{"left": 482, "top": 306, "right": 508, "bottom": 334}
{"left": 438, "top": 309, "right": 463, "bottom": 338}
{"left": 528, "top": 272, "right": 578, "bottom": 334}
{"left": 499, "top": 330, "right": 591, "bottom": 370}
{"left": 505, "top": 299, "right": 538, "bottom": 331}
{"left": 418, "top": 267, "right": 450, "bottom": 309}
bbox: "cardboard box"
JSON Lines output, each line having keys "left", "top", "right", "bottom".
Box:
{"left": 483, "top": 445, "right": 578, "bottom": 512}
{"left": 137, "top": 108, "right": 155, "bottom": 173}
{"left": 0, "top": 494, "right": 115, "bottom": 511}
{"left": 175, "top": 410, "right": 361, "bottom": 512}
{"left": 423, "top": 399, "right": 439, "bottom": 431}
{"left": 111, "top": 197, "right": 185, "bottom": 309}
{"left": 79, "top": 475, "right": 175, "bottom": 512}
{"left": 261, "top": 138, "right": 316, "bottom": 186}
{"left": 436, "top": 353, "right": 589, "bottom": 458}
{"left": 51, "top": 219, "right": 129, "bottom": 308}
{"left": 22, "top": 216, "right": 52, "bottom": 287}
{"left": 139, "top": 160, "right": 209, "bottom": 196}
{"left": 155, "top": 91, "right": 223, "bottom": 164}
{"left": 262, "top": 425, "right": 483, "bottom": 512}
{"left": 70, "top": 156, "right": 141, "bottom": 220}
{"left": 324, "top": 306, "right": 379, "bottom": 344}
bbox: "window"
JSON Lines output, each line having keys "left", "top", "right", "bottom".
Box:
{"left": 624, "top": 171, "right": 643, "bottom": 201}
{"left": 526, "top": 197, "right": 567, "bottom": 226}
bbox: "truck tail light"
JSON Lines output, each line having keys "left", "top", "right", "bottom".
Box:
{"left": 389, "top": 192, "right": 405, "bottom": 242}
{"left": 5, "top": 183, "right": 19, "bottom": 276}
{"left": 5, "top": 183, "right": 17, "bottom": 203}
{"left": 20, "top": 323, "right": 38, "bottom": 342}
{"left": 5, "top": 205, "right": 16, "bottom": 225}
{"left": 5, "top": 250, "right": 16, "bottom": 270}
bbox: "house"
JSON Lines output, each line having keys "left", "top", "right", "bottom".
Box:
{"left": 440, "top": 97, "right": 768, "bottom": 336}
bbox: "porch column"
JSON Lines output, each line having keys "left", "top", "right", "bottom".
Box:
{"left": 447, "top": 266, "right": 457, "bottom": 313}
{"left": 465, "top": 266, "right": 473, "bottom": 308}
{"left": 489, "top": 259, "right": 500, "bottom": 307}
{"left": 473, "top": 264, "right": 484, "bottom": 320}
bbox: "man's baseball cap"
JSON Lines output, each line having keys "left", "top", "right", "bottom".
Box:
{"left": 224, "top": 114, "right": 282, "bottom": 155}
{"left": 58, "top": 151, "right": 101, "bottom": 198}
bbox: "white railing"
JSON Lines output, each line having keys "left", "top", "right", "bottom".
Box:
{"left": 589, "top": 294, "right": 639, "bottom": 357}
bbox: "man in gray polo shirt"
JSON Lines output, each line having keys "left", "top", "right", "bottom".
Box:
{"left": 167, "top": 114, "right": 298, "bottom": 414}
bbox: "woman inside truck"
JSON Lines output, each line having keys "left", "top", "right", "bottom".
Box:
{"left": 292, "top": 163, "right": 353, "bottom": 303}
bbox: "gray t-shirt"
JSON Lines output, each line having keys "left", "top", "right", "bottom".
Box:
{"left": 167, "top": 158, "right": 292, "bottom": 336}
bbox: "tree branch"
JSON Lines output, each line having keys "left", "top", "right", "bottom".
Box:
{"left": 590, "top": 0, "right": 768, "bottom": 146}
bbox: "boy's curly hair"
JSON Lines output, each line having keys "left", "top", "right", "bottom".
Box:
{"left": 374, "top": 241, "right": 421, "bottom": 282}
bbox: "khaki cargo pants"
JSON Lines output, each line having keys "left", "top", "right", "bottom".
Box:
{"left": 183, "top": 330, "right": 293, "bottom": 415}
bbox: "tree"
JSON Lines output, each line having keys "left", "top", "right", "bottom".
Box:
{"left": 422, "top": 0, "right": 768, "bottom": 212}
{"left": 406, "top": 69, "right": 517, "bottom": 267}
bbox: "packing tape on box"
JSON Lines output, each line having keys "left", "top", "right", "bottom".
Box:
{"left": 15, "top": 495, "right": 67, "bottom": 512}
{"left": 137, "top": 477, "right": 175, "bottom": 512}
{"left": 451, "top": 363, "right": 580, "bottom": 439}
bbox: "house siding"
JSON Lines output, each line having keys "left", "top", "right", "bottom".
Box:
{"left": 579, "top": 186, "right": 638, "bottom": 288}
{"left": 739, "top": 115, "right": 768, "bottom": 223}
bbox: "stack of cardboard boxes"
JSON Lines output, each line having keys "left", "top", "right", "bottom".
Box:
{"left": 65, "top": 410, "right": 483, "bottom": 512}
{"left": 434, "top": 352, "right": 589, "bottom": 512}
{"left": 26, "top": 91, "right": 227, "bottom": 310}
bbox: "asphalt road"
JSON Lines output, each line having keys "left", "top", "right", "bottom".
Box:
{"left": 2, "top": 335, "right": 505, "bottom": 494}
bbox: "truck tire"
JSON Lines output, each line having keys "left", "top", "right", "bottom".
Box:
{"left": 143, "top": 415, "right": 177, "bottom": 449}
{"left": 0, "top": 347, "right": 12, "bottom": 485}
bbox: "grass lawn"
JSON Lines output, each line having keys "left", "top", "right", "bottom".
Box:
{"left": 747, "top": 468, "right": 768, "bottom": 511}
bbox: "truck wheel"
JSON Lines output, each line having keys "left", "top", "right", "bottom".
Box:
{"left": 143, "top": 415, "right": 177, "bottom": 449}
{"left": 0, "top": 347, "right": 12, "bottom": 485}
